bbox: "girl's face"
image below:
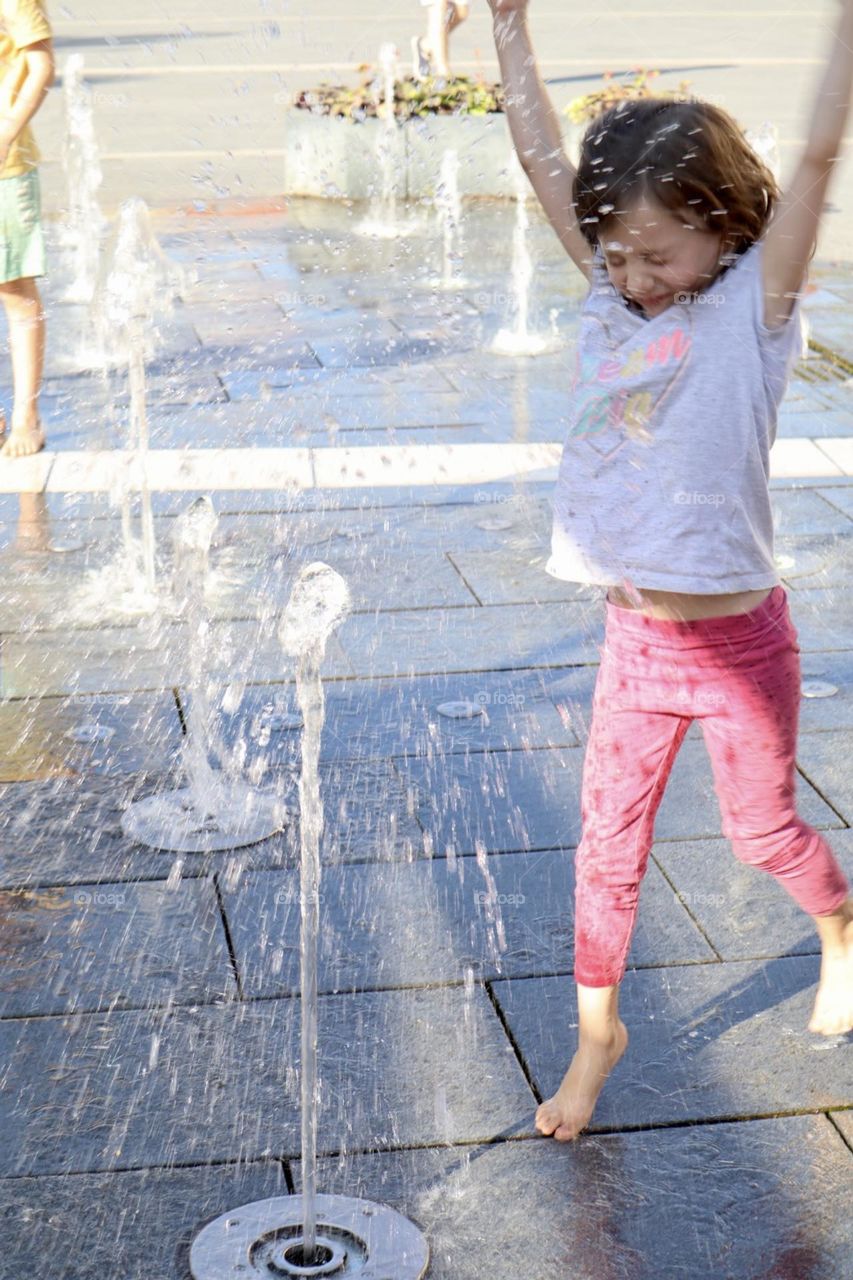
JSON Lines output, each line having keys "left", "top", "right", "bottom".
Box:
{"left": 599, "top": 198, "right": 725, "bottom": 319}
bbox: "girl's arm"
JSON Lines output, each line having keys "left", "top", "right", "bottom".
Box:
{"left": 487, "top": 0, "right": 592, "bottom": 279}
{"left": 762, "top": 1, "right": 853, "bottom": 327}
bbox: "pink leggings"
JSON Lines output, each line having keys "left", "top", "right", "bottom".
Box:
{"left": 573, "top": 585, "right": 850, "bottom": 987}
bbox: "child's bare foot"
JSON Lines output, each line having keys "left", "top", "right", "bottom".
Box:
{"left": 535, "top": 1019, "right": 628, "bottom": 1141}
{"left": 809, "top": 898, "right": 853, "bottom": 1035}
{"left": 0, "top": 416, "right": 46, "bottom": 458}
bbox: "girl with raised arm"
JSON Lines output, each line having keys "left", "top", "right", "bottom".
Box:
{"left": 488, "top": 0, "right": 853, "bottom": 1141}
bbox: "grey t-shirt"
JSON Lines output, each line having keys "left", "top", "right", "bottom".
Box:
{"left": 546, "top": 235, "right": 805, "bottom": 593}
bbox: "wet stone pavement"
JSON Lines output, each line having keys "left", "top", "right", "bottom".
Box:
{"left": 0, "top": 200, "right": 852, "bottom": 1279}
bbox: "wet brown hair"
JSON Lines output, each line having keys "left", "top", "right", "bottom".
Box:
{"left": 573, "top": 98, "right": 780, "bottom": 257}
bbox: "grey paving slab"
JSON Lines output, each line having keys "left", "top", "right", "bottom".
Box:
{"left": 494, "top": 956, "right": 852, "bottom": 1132}
{"left": 0, "top": 618, "right": 352, "bottom": 695}
{"left": 449, "top": 547, "right": 600, "bottom": 605}
{"left": 0, "top": 986, "right": 535, "bottom": 1176}
{"left": 307, "top": 335, "right": 446, "bottom": 369}
{"left": 818, "top": 486, "right": 853, "bottom": 519}
{"left": 652, "top": 829, "right": 853, "bottom": 963}
{"left": 797, "top": 650, "right": 853, "bottom": 730}
{"left": 324, "top": 395, "right": 484, "bottom": 432}
{"left": 776, "top": 409, "right": 853, "bottom": 438}
{"left": 401, "top": 736, "right": 841, "bottom": 861}
{"left": 272, "top": 758, "right": 425, "bottom": 865}
{"left": 200, "top": 665, "right": 578, "bottom": 771}
{"left": 536, "top": 662, "right": 600, "bottom": 742}
{"left": 789, "top": 588, "right": 853, "bottom": 650}
{"left": 340, "top": 601, "right": 604, "bottom": 679}
{"left": 403, "top": 745, "right": 585, "bottom": 858}
{"left": 219, "top": 547, "right": 478, "bottom": 615}
{"left": 772, "top": 486, "right": 853, "bottom": 535}
{"left": 0, "top": 752, "right": 421, "bottom": 887}
{"left": 0, "top": 692, "right": 183, "bottom": 782}
{"left": 777, "top": 532, "right": 853, "bottom": 589}
{"left": 144, "top": 402, "right": 299, "bottom": 450}
{"left": 304, "top": 1115, "right": 853, "bottom": 1280}
{"left": 0, "top": 876, "right": 235, "bottom": 1018}
{"left": 0, "top": 1159, "right": 289, "bottom": 1280}
{"left": 221, "top": 363, "right": 458, "bottom": 402}
{"left": 783, "top": 378, "right": 843, "bottom": 411}
{"left": 796, "top": 729, "right": 853, "bottom": 824}
{"left": 219, "top": 849, "right": 714, "bottom": 998}
{"left": 831, "top": 1110, "right": 853, "bottom": 1147}
{"left": 0, "top": 774, "right": 186, "bottom": 889}
{"left": 222, "top": 493, "right": 554, "bottom": 558}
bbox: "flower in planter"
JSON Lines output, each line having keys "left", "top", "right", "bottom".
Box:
{"left": 564, "top": 68, "right": 692, "bottom": 126}
{"left": 292, "top": 60, "right": 505, "bottom": 121}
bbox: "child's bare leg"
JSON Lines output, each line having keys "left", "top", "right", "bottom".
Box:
{"left": 446, "top": 1, "right": 468, "bottom": 35}
{"left": 425, "top": 0, "right": 469, "bottom": 76}
{"left": 535, "top": 982, "right": 628, "bottom": 1141}
{"left": 0, "top": 277, "right": 46, "bottom": 459}
{"left": 809, "top": 895, "right": 853, "bottom": 1035}
{"left": 423, "top": 1, "right": 449, "bottom": 75}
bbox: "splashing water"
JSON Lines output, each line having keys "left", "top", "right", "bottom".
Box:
{"left": 490, "top": 157, "right": 562, "bottom": 356}
{"left": 357, "top": 44, "right": 422, "bottom": 239}
{"left": 86, "top": 200, "right": 187, "bottom": 603}
{"left": 278, "top": 562, "right": 351, "bottom": 1262}
{"left": 436, "top": 149, "right": 467, "bottom": 289}
{"left": 119, "top": 497, "right": 286, "bottom": 852}
{"left": 59, "top": 53, "right": 106, "bottom": 305}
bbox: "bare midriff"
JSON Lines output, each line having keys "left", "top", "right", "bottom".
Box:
{"left": 605, "top": 585, "right": 774, "bottom": 621}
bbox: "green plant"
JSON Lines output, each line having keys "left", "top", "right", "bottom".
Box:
{"left": 293, "top": 62, "right": 505, "bottom": 121}
{"left": 564, "top": 68, "right": 692, "bottom": 126}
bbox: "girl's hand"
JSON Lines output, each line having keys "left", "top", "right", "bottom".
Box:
{"left": 486, "top": 0, "right": 529, "bottom": 16}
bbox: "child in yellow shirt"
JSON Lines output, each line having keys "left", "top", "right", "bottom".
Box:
{"left": 0, "top": 0, "right": 54, "bottom": 458}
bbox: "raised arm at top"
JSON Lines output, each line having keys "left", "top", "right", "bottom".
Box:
{"left": 761, "top": 0, "right": 853, "bottom": 328}
{"left": 488, "top": 1, "right": 593, "bottom": 280}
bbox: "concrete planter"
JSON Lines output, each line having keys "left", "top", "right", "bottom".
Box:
{"left": 283, "top": 109, "right": 582, "bottom": 199}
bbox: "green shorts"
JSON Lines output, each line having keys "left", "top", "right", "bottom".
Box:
{"left": 0, "top": 168, "right": 46, "bottom": 283}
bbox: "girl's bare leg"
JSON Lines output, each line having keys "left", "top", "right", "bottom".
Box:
{"left": 535, "top": 982, "right": 629, "bottom": 1141}
{"left": 0, "top": 277, "right": 46, "bottom": 459}
{"left": 809, "top": 895, "right": 853, "bottom": 1034}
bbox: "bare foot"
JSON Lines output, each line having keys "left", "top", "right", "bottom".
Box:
{"left": 809, "top": 904, "right": 853, "bottom": 1035}
{"left": 0, "top": 419, "right": 45, "bottom": 458}
{"left": 535, "top": 1020, "right": 628, "bottom": 1141}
